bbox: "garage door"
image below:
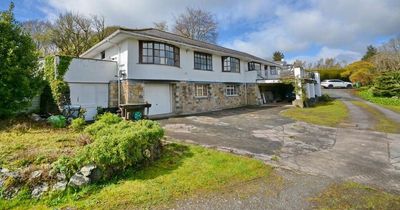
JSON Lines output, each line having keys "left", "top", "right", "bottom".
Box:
{"left": 69, "top": 83, "right": 109, "bottom": 121}
{"left": 144, "top": 83, "right": 172, "bottom": 116}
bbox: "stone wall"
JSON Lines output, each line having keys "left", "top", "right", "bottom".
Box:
{"left": 109, "top": 80, "right": 258, "bottom": 114}
{"left": 174, "top": 82, "right": 258, "bottom": 115}
{"left": 121, "top": 80, "right": 145, "bottom": 105}
{"left": 108, "top": 81, "right": 118, "bottom": 107}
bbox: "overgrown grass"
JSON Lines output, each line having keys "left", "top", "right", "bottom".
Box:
{"left": 356, "top": 89, "right": 400, "bottom": 113}
{"left": 1, "top": 143, "right": 272, "bottom": 209}
{"left": 351, "top": 101, "right": 400, "bottom": 133}
{"left": 280, "top": 100, "right": 348, "bottom": 127}
{"left": 312, "top": 182, "right": 400, "bottom": 209}
{"left": 0, "top": 118, "right": 81, "bottom": 170}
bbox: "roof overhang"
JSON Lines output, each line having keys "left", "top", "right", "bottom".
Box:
{"left": 80, "top": 29, "right": 280, "bottom": 66}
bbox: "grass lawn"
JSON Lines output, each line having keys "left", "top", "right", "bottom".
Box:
{"left": 0, "top": 119, "right": 272, "bottom": 209}
{"left": 355, "top": 89, "right": 400, "bottom": 114}
{"left": 0, "top": 119, "right": 81, "bottom": 170}
{"left": 351, "top": 101, "right": 400, "bottom": 133}
{"left": 280, "top": 100, "right": 348, "bottom": 127}
{"left": 312, "top": 182, "right": 400, "bottom": 209}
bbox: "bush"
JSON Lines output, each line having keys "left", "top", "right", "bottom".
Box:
{"left": 372, "top": 71, "right": 400, "bottom": 97}
{"left": 53, "top": 115, "right": 164, "bottom": 180}
{"left": 84, "top": 112, "right": 122, "bottom": 136}
{"left": 314, "top": 68, "right": 348, "bottom": 81}
{"left": 70, "top": 118, "right": 86, "bottom": 131}
{"left": 357, "top": 89, "right": 400, "bottom": 106}
{"left": 319, "top": 94, "right": 333, "bottom": 102}
{"left": 47, "top": 115, "right": 67, "bottom": 128}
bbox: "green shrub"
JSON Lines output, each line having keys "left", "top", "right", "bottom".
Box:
{"left": 47, "top": 115, "right": 67, "bottom": 128}
{"left": 314, "top": 68, "right": 348, "bottom": 81}
{"left": 357, "top": 89, "right": 400, "bottom": 106}
{"left": 53, "top": 115, "right": 164, "bottom": 180}
{"left": 84, "top": 112, "right": 122, "bottom": 136}
{"left": 372, "top": 71, "right": 400, "bottom": 97}
{"left": 70, "top": 118, "right": 86, "bottom": 131}
{"left": 319, "top": 94, "right": 333, "bottom": 102}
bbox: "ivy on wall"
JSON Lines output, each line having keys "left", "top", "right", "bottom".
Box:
{"left": 43, "top": 55, "right": 73, "bottom": 109}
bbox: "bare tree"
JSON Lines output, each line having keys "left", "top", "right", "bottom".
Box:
{"left": 173, "top": 8, "right": 218, "bottom": 43}
{"left": 51, "top": 12, "right": 107, "bottom": 56}
{"left": 373, "top": 36, "right": 400, "bottom": 72}
{"left": 153, "top": 21, "right": 168, "bottom": 31}
{"left": 22, "top": 20, "right": 57, "bottom": 55}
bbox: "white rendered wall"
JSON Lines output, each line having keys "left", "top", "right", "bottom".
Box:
{"left": 63, "top": 58, "right": 118, "bottom": 83}
{"left": 314, "top": 73, "right": 322, "bottom": 97}
{"left": 126, "top": 39, "right": 259, "bottom": 83}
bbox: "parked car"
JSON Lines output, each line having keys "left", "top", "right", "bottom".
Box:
{"left": 321, "top": 79, "right": 353, "bottom": 89}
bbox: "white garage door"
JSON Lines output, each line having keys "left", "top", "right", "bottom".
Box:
{"left": 69, "top": 83, "right": 109, "bottom": 121}
{"left": 144, "top": 83, "right": 172, "bottom": 116}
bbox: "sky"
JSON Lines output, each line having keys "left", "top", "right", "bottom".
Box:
{"left": 1, "top": 0, "right": 400, "bottom": 64}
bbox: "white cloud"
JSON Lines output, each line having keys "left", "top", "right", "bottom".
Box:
{"left": 288, "top": 47, "right": 362, "bottom": 65}
{"left": 41, "top": 0, "right": 400, "bottom": 62}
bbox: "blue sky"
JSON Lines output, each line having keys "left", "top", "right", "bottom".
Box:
{"left": 2, "top": 0, "right": 400, "bottom": 64}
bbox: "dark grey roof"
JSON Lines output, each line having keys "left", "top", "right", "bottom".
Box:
{"left": 119, "top": 27, "right": 277, "bottom": 65}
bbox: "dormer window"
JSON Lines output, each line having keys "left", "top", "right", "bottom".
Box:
{"left": 139, "top": 41, "right": 180, "bottom": 67}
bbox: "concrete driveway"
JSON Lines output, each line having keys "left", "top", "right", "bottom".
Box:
{"left": 159, "top": 89, "right": 400, "bottom": 192}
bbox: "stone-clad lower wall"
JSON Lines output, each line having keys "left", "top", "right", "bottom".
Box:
{"left": 109, "top": 80, "right": 258, "bottom": 114}
{"left": 174, "top": 82, "right": 258, "bottom": 115}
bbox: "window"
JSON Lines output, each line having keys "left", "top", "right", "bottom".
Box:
{"left": 270, "top": 66, "right": 277, "bottom": 75}
{"left": 225, "top": 85, "right": 239, "bottom": 96}
{"left": 194, "top": 84, "right": 209, "bottom": 97}
{"left": 100, "top": 51, "right": 106, "bottom": 59}
{"left": 139, "top": 41, "right": 180, "bottom": 67}
{"left": 194, "top": 52, "right": 213, "bottom": 70}
{"left": 222, "top": 56, "right": 240, "bottom": 73}
{"left": 248, "top": 62, "right": 261, "bottom": 71}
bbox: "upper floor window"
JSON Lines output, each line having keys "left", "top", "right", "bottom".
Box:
{"left": 270, "top": 66, "right": 278, "bottom": 75}
{"left": 222, "top": 56, "right": 240, "bottom": 73}
{"left": 248, "top": 62, "right": 261, "bottom": 71}
{"left": 194, "top": 52, "right": 213, "bottom": 71}
{"left": 225, "top": 84, "right": 239, "bottom": 96}
{"left": 100, "top": 51, "right": 106, "bottom": 59}
{"left": 139, "top": 41, "right": 180, "bottom": 67}
{"left": 194, "top": 84, "right": 209, "bottom": 97}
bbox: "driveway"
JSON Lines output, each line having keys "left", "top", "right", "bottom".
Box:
{"left": 159, "top": 90, "right": 400, "bottom": 193}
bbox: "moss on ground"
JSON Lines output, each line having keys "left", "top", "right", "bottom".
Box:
{"left": 312, "top": 182, "right": 400, "bottom": 210}
{"left": 280, "top": 100, "right": 348, "bottom": 127}
{"left": 351, "top": 101, "right": 400, "bottom": 133}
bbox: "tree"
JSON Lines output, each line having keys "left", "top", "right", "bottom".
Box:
{"left": 373, "top": 36, "right": 400, "bottom": 72}
{"left": 0, "top": 3, "right": 43, "bottom": 118}
{"left": 273, "top": 51, "right": 284, "bottom": 61}
{"left": 361, "top": 45, "right": 377, "bottom": 61}
{"left": 22, "top": 20, "right": 57, "bottom": 55}
{"left": 341, "top": 61, "right": 375, "bottom": 85}
{"left": 51, "top": 12, "right": 106, "bottom": 56}
{"left": 154, "top": 21, "right": 168, "bottom": 31}
{"left": 173, "top": 8, "right": 218, "bottom": 43}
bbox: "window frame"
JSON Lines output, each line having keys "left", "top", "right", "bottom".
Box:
{"left": 248, "top": 62, "right": 261, "bottom": 71}
{"left": 225, "top": 84, "right": 239, "bottom": 96}
{"left": 222, "top": 56, "right": 240, "bottom": 73}
{"left": 194, "top": 51, "right": 213, "bottom": 71}
{"left": 270, "top": 66, "right": 278, "bottom": 75}
{"left": 194, "top": 84, "right": 209, "bottom": 98}
{"left": 139, "top": 40, "right": 180, "bottom": 67}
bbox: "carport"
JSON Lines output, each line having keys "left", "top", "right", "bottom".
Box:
{"left": 258, "top": 83, "right": 294, "bottom": 104}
